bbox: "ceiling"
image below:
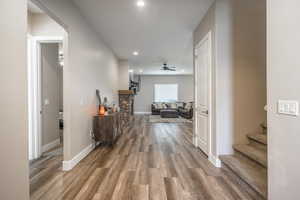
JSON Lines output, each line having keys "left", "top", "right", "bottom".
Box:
{"left": 72, "top": 0, "right": 213, "bottom": 75}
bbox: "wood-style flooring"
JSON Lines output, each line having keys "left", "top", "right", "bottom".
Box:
{"left": 30, "top": 115, "right": 257, "bottom": 200}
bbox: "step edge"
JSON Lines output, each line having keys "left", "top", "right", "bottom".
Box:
{"left": 220, "top": 155, "right": 267, "bottom": 198}
{"left": 247, "top": 134, "right": 268, "bottom": 145}
{"left": 233, "top": 144, "right": 268, "bottom": 168}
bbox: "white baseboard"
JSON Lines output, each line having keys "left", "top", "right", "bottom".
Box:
{"left": 62, "top": 143, "right": 95, "bottom": 171}
{"left": 134, "top": 112, "right": 151, "bottom": 115}
{"left": 209, "top": 154, "right": 221, "bottom": 168}
{"left": 42, "top": 139, "right": 60, "bottom": 153}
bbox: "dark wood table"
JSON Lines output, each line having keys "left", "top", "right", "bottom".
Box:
{"left": 93, "top": 112, "right": 124, "bottom": 146}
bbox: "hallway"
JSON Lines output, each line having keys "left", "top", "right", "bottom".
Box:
{"left": 30, "top": 115, "right": 256, "bottom": 200}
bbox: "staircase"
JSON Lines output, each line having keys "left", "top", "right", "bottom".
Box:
{"left": 220, "top": 123, "right": 268, "bottom": 199}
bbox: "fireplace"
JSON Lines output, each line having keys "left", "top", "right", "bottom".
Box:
{"left": 118, "top": 90, "right": 134, "bottom": 126}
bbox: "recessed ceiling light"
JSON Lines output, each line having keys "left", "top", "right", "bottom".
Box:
{"left": 136, "top": 0, "right": 145, "bottom": 7}
{"left": 129, "top": 69, "right": 134, "bottom": 73}
{"left": 139, "top": 69, "right": 143, "bottom": 73}
{"left": 133, "top": 51, "right": 139, "bottom": 56}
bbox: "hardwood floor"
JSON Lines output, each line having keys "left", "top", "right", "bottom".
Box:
{"left": 30, "top": 115, "right": 257, "bottom": 200}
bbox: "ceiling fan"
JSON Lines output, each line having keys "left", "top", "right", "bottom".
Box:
{"left": 161, "top": 63, "right": 176, "bottom": 71}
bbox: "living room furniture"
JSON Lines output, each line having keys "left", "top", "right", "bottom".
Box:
{"left": 93, "top": 112, "right": 123, "bottom": 146}
{"left": 151, "top": 102, "right": 193, "bottom": 119}
{"left": 178, "top": 103, "right": 193, "bottom": 119}
{"left": 160, "top": 109, "right": 179, "bottom": 118}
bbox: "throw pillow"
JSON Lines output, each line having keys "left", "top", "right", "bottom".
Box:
{"left": 185, "top": 102, "right": 192, "bottom": 110}
{"left": 162, "top": 103, "right": 168, "bottom": 109}
{"left": 170, "top": 103, "right": 177, "bottom": 109}
{"left": 176, "top": 102, "right": 184, "bottom": 107}
{"left": 156, "top": 103, "right": 163, "bottom": 109}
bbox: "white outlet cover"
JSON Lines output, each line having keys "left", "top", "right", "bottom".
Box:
{"left": 80, "top": 98, "right": 84, "bottom": 105}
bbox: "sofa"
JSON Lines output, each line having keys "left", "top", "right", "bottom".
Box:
{"left": 178, "top": 102, "right": 193, "bottom": 119}
{"left": 151, "top": 102, "right": 193, "bottom": 119}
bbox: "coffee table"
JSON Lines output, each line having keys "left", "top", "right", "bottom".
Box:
{"left": 160, "top": 109, "right": 179, "bottom": 118}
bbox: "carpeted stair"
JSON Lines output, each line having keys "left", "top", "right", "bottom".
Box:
{"left": 220, "top": 123, "right": 268, "bottom": 199}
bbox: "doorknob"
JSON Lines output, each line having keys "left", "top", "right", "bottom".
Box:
{"left": 202, "top": 110, "right": 208, "bottom": 115}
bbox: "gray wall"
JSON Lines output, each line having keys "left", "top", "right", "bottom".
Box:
{"left": 194, "top": 0, "right": 266, "bottom": 157}
{"left": 268, "top": 0, "right": 300, "bottom": 199}
{"left": 134, "top": 75, "right": 194, "bottom": 113}
{"left": 118, "top": 60, "right": 129, "bottom": 90}
{"left": 231, "top": 0, "right": 266, "bottom": 145}
{"left": 0, "top": 0, "right": 29, "bottom": 199}
{"left": 35, "top": 0, "right": 119, "bottom": 161}
{"left": 28, "top": 11, "right": 65, "bottom": 36}
{"left": 41, "top": 43, "right": 60, "bottom": 146}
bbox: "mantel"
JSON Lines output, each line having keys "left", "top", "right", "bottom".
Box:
{"left": 118, "top": 90, "right": 134, "bottom": 95}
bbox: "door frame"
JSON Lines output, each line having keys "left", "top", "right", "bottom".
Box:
{"left": 194, "top": 31, "right": 213, "bottom": 163}
{"left": 28, "top": 36, "right": 63, "bottom": 159}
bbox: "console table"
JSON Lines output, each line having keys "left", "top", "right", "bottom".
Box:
{"left": 93, "top": 112, "right": 123, "bottom": 146}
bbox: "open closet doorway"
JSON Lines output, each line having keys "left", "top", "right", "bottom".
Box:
{"left": 28, "top": 37, "right": 64, "bottom": 160}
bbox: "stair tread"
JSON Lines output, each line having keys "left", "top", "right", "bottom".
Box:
{"left": 220, "top": 155, "right": 267, "bottom": 198}
{"left": 233, "top": 144, "right": 267, "bottom": 167}
{"left": 261, "top": 122, "right": 267, "bottom": 129}
{"left": 247, "top": 134, "right": 267, "bottom": 145}
{"left": 261, "top": 122, "right": 268, "bottom": 134}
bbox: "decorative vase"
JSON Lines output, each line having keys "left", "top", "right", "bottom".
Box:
{"left": 99, "top": 105, "right": 105, "bottom": 115}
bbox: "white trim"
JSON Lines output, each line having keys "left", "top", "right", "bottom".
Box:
{"left": 62, "top": 143, "right": 95, "bottom": 171}
{"left": 28, "top": 34, "right": 34, "bottom": 160}
{"left": 33, "top": 36, "right": 64, "bottom": 43}
{"left": 134, "top": 112, "right": 152, "bottom": 115}
{"left": 209, "top": 154, "right": 221, "bottom": 168}
{"left": 42, "top": 139, "right": 60, "bottom": 153}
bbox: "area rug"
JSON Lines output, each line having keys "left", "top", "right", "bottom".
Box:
{"left": 148, "top": 115, "right": 193, "bottom": 123}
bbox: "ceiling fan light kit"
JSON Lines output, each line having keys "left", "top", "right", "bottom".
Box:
{"left": 161, "top": 63, "right": 176, "bottom": 71}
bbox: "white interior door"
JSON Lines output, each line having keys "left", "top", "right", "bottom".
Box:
{"left": 195, "top": 32, "right": 211, "bottom": 155}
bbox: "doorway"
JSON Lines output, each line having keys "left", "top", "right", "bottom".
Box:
{"left": 194, "top": 31, "right": 212, "bottom": 158}
{"left": 40, "top": 42, "right": 63, "bottom": 152}
{"left": 28, "top": 37, "right": 64, "bottom": 160}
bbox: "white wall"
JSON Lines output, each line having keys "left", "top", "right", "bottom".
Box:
{"left": 0, "top": 0, "right": 29, "bottom": 199}
{"left": 34, "top": 0, "right": 119, "bottom": 161}
{"left": 134, "top": 75, "right": 194, "bottom": 113}
{"left": 28, "top": 12, "right": 65, "bottom": 36}
{"left": 268, "top": 0, "right": 300, "bottom": 199}
{"left": 118, "top": 60, "right": 129, "bottom": 90}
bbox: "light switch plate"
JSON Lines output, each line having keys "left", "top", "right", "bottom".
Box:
{"left": 44, "top": 99, "right": 50, "bottom": 105}
{"left": 278, "top": 100, "right": 299, "bottom": 116}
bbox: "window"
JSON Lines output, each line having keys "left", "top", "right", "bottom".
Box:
{"left": 154, "top": 84, "right": 178, "bottom": 102}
